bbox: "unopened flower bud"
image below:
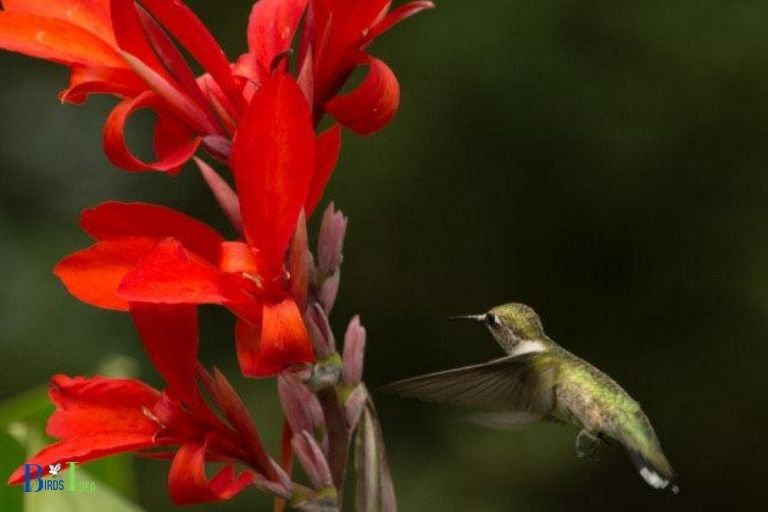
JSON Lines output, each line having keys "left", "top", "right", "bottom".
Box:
{"left": 304, "top": 302, "right": 336, "bottom": 358}
{"left": 318, "top": 202, "right": 348, "bottom": 274}
{"left": 252, "top": 472, "right": 292, "bottom": 499}
{"left": 319, "top": 270, "right": 340, "bottom": 315}
{"left": 277, "top": 374, "right": 325, "bottom": 446}
{"left": 292, "top": 431, "right": 333, "bottom": 490}
{"left": 344, "top": 385, "right": 368, "bottom": 431}
{"left": 342, "top": 315, "right": 366, "bottom": 386}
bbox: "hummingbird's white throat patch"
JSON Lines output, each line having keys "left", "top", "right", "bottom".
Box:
{"left": 509, "top": 340, "right": 546, "bottom": 356}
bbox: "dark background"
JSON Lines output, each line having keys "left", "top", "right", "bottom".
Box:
{"left": 1, "top": 1, "right": 767, "bottom": 510}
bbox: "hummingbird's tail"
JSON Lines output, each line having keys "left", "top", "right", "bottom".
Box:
{"left": 625, "top": 446, "right": 678, "bottom": 494}
{"left": 618, "top": 411, "right": 679, "bottom": 493}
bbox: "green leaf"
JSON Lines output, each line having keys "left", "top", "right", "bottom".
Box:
{"left": 0, "top": 386, "right": 52, "bottom": 429}
{"left": 0, "top": 429, "right": 25, "bottom": 512}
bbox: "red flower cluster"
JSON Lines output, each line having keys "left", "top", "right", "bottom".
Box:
{"left": 0, "top": 0, "right": 433, "bottom": 170}
{"left": 8, "top": 328, "right": 293, "bottom": 505}
{"left": 1, "top": 0, "right": 432, "bottom": 505}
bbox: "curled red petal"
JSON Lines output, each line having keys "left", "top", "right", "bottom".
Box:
{"left": 325, "top": 56, "right": 399, "bottom": 135}
{"left": 247, "top": 0, "right": 308, "bottom": 72}
{"left": 154, "top": 111, "right": 201, "bottom": 175}
{"left": 230, "top": 73, "right": 315, "bottom": 271}
{"left": 80, "top": 201, "right": 224, "bottom": 263}
{"left": 130, "top": 304, "right": 199, "bottom": 405}
{"left": 118, "top": 238, "right": 228, "bottom": 305}
{"left": 60, "top": 64, "right": 147, "bottom": 104}
{"left": 0, "top": 12, "right": 123, "bottom": 67}
{"left": 305, "top": 124, "right": 342, "bottom": 215}
{"left": 54, "top": 237, "right": 158, "bottom": 311}
{"left": 168, "top": 442, "right": 255, "bottom": 505}
{"left": 236, "top": 299, "right": 314, "bottom": 378}
{"left": 103, "top": 91, "right": 202, "bottom": 172}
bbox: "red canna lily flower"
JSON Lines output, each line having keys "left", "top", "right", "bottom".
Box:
{"left": 0, "top": 0, "right": 243, "bottom": 172}
{"left": 55, "top": 72, "right": 339, "bottom": 378}
{"left": 0, "top": 0, "right": 433, "bottom": 174}
{"left": 6, "top": 308, "right": 289, "bottom": 505}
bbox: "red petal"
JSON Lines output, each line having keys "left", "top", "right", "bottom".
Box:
{"left": 154, "top": 112, "right": 201, "bottom": 175}
{"left": 47, "top": 375, "right": 161, "bottom": 439}
{"left": 247, "top": 0, "right": 308, "bottom": 71}
{"left": 219, "top": 241, "right": 262, "bottom": 275}
{"left": 325, "top": 56, "right": 399, "bottom": 135}
{"left": 194, "top": 158, "right": 243, "bottom": 233}
{"left": 236, "top": 299, "right": 314, "bottom": 378}
{"left": 130, "top": 304, "right": 199, "bottom": 405}
{"left": 230, "top": 73, "right": 315, "bottom": 272}
{"left": 287, "top": 211, "right": 310, "bottom": 310}
{"left": 313, "top": 0, "right": 391, "bottom": 49}
{"left": 235, "top": 316, "right": 262, "bottom": 378}
{"left": 54, "top": 237, "right": 158, "bottom": 311}
{"left": 81, "top": 201, "right": 224, "bottom": 263}
{"left": 103, "top": 91, "right": 202, "bottom": 172}
{"left": 109, "top": 0, "right": 169, "bottom": 78}
{"left": 0, "top": 12, "right": 123, "bottom": 67}
{"left": 208, "top": 369, "right": 277, "bottom": 479}
{"left": 305, "top": 124, "right": 342, "bottom": 215}
{"left": 8, "top": 433, "right": 158, "bottom": 485}
{"left": 118, "top": 238, "right": 228, "bottom": 305}
{"left": 168, "top": 442, "right": 255, "bottom": 505}
{"left": 2, "top": 0, "right": 115, "bottom": 46}
{"left": 138, "top": 0, "right": 243, "bottom": 115}
{"left": 60, "top": 64, "right": 146, "bottom": 104}
{"left": 361, "top": 1, "right": 435, "bottom": 49}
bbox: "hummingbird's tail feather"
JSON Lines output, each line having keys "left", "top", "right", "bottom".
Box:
{"left": 626, "top": 447, "right": 679, "bottom": 494}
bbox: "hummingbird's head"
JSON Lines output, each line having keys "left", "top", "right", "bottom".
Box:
{"left": 451, "top": 303, "right": 546, "bottom": 347}
{"left": 486, "top": 303, "right": 545, "bottom": 340}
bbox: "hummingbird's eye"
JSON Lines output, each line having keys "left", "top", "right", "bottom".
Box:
{"left": 485, "top": 314, "right": 499, "bottom": 327}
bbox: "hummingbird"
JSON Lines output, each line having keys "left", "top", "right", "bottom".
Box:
{"left": 382, "top": 303, "right": 677, "bottom": 492}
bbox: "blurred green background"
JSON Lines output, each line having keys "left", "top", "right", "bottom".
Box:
{"left": 1, "top": 0, "right": 767, "bottom": 510}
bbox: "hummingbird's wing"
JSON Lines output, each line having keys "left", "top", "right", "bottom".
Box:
{"left": 381, "top": 352, "right": 559, "bottom": 416}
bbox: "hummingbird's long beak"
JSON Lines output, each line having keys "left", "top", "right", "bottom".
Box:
{"left": 447, "top": 314, "right": 487, "bottom": 322}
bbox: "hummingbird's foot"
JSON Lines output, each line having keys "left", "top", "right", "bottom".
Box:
{"left": 575, "top": 429, "right": 602, "bottom": 461}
